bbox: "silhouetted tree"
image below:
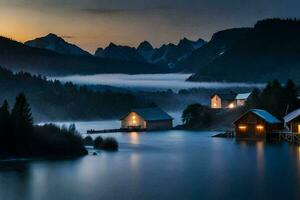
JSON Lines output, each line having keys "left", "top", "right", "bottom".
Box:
{"left": 246, "top": 88, "right": 262, "bottom": 109}
{"left": 284, "top": 79, "right": 299, "bottom": 113}
{"left": 0, "top": 100, "right": 11, "bottom": 153}
{"left": 182, "top": 104, "right": 212, "bottom": 128}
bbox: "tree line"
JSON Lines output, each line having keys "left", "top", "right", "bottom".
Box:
{"left": 0, "top": 93, "right": 87, "bottom": 158}
{"left": 0, "top": 67, "right": 139, "bottom": 121}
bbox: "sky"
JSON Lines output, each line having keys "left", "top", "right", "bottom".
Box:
{"left": 0, "top": 0, "right": 300, "bottom": 53}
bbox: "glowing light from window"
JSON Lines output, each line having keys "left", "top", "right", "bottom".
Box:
{"left": 239, "top": 125, "right": 247, "bottom": 130}
{"left": 256, "top": 125, "right": 264, "bottom": 130}
{"left": 228, "top": 103, "right": 235, "bottom": 109}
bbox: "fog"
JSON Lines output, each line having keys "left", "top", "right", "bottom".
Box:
{"left": 50, "top": 74, "right": 264, "bottom": 92}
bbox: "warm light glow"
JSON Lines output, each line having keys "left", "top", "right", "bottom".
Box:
{"left": 256, "top": 125, "right": 264, "bottom": 131}
{"left": 132, "top": 120, "right": 137, "bottom": 124}
{"left": 298, "top": 124, "right": 300, "bottom": 134}
{"left": 239, "top": 125, "right": 247, "bottom": 130}
{"left": 228, "top": 103, "right": 235, "bottom": 109}
{"left": 213, "top": 103, "right": 217, "bottom": 107}
{"left": 129, "top": 132, "right": 139, "bottom": 144}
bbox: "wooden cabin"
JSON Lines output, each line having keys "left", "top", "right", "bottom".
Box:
{"left": 211, "top": 92, "right": 237, "bottom": 109}
{"left": 234, "top": 109, "right": 282, "bottom": 140}
{"left": 121, "top": 107, "right": 173, "bottom": 130}
{"left": 235, "top": 92, "right": 252, "bottom": 107}
{"left": 284, "top": 108, "right": 300, "bottom": 134}
{"left": 211, "top": 91, "right": 252, "bottom": 109}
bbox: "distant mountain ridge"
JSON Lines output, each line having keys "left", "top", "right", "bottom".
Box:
{"left": 187, "top": 19, "right": 300, "bottom": 83}
{"left": 0, "top": 36, "right": 167, "bottom": 76}
{"left": 25, "top": 33, "right": 91, "bottom": 56}
{"left": 95, "top": 38, "right": 206, "bottom": 69}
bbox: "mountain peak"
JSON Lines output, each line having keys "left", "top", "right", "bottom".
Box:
{"left": 46, "top": 33, "right": 60, "bottom": 39}
{"left": 137, "top": 41, "right": 153, "bottom": 52}
{"left": 25, "top": 33, "right": 91, "bottom": 56}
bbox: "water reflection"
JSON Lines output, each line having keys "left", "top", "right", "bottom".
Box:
{"left": 128, "top": 132, "right": 140, "bottom": 144}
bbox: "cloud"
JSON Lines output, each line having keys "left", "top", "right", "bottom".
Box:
{"left": 61, "top": 35, "right": 75, "bottom": 39}
{"left": 80, "top": 5, "right": 173, "bottom": 15}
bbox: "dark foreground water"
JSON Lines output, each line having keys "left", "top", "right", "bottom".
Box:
{"left": 1, "top": 130, "right": 300, "bottom": 200}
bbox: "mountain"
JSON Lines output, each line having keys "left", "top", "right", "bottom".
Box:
{"left": 94, "top": 38, "right": 206, "bottom": 69}
{"left": 95, "top": 43, "right": 145, "bottom": 62}
{"left": 187, "top": 19, "right": 300, "bottom": 83}
{"left": 25, "top": 33, "right": 91, "bottom": 56}
{"left": 0, "top": 36, "right": 167, "bottom": 76}
{"left": 177, "top": 28, "right": 251, "bottom": 72}
{"left": 151, "top": 38, "right": 206, "bottom": 68}
{"left": 137, "top": 41, "right": 155, "bottom": 60}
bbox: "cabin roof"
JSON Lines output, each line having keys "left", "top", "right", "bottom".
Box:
{"left": 121, "top": 107, "right": 173, "bottom": 121}
{"left": 284, "top": 108, "right": 300, "bottom": 123}
{"left": 212, "top": 93, "right": 237, "bottom": 101}
{"left": 235, "top": 92, "right": 251, "bottom": 100}
{"left": 234, "top": 109, "right": 281, "bottom": 124}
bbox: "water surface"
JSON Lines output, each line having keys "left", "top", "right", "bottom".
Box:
{"left": 1, "top": 129, "right": 300, "bottom": 200}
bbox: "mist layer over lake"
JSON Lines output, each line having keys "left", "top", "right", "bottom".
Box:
{"left": 50, "top": 74, "right": 264, "bottom": 91}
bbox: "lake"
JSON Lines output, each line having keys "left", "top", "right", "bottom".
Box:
{"left": 1, "top": 121, "right": 300, "bottom": 200}
{"left": 49, "top": 73, "right": 264, "bottom": 92}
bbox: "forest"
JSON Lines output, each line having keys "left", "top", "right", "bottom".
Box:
{"left": 0, "top": 93, "right": 87, "bottom": 158}
{"left": 0, "top": 67, "right": 140, "bottom": 121}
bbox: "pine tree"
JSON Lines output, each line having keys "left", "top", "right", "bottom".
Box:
{"left": 11, "top": 93, "right": 33, "bottom": 133}
{"left": 284, "top": 79, "right": 299, "bottom": 113}
{"left": 0, "top": 100, "right": 11, "bottom": 152}
{"left": 0, "top": 100, "right": 10, "bottom": 131}
{"left": 245, "top": 88, "right": 262, "bottom": 109}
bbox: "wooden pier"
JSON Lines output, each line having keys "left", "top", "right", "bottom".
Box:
{"left": 278, "top": 132, "right": 300, "bottom": 144}
{"left": 87, "top": 128, "right": 146, "bottom": 134}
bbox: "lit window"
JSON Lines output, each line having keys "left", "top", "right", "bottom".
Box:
{"left": 239, "top": 125, "right": 247, "bottom": 130}
{"left": 256, "top": 125, "right": 264, "bottom": 131}
{"left": 132, "top": 116, "right": 136, "bottom": 119}
{"left": 132, "top": 120, "right": 136, "bottom": 124}
{"left": 213, "top": 103, "right": 217, "bottom": 107}
{"left": 228, "top": 103, "right": 235, "bottom": 109}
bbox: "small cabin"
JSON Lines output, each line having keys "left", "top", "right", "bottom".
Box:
{"left": 234, "top": 109, "right": 282, "bottom": 140}
{"left": 236, "top": 92, "right": 252, "bottom": 107}
{"left": 211, "top": 91, "right": 252, "bottom": 109}
{"left": 121, "top": 107, "right": 173, "bottom": 130}
{"left": 211, "top": 92, "right": 237, "bottom": 109}
{"left": 284, "top": 108, "right": 300, "bottom": 134}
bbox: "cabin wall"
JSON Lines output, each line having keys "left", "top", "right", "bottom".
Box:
{"left": 236, "top": 99, "right": 246, "bottom": 107}
{"left": 211, "top": 95, "right": 222, "bottom": 109}
{"left": 121, "top": 112, "right": 146, "bottom": 129}
{"left": 288, "top": 116, "right": 300, "bottom": 133}
{"left": 146, "top": 120, "right": 173, "bottom": 130}
{"left": 235, "top": 113, "right": 268, "bottom": 139}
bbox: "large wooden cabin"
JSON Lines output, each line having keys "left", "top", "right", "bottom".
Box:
{"left": 284, "top": 108, "right": 300, "bottom": 134}
{"left": 121, "top": 107, "right": 173, "bottom": 131}
{"left": 234, "top": 109, "right": 282, "bottom": 140}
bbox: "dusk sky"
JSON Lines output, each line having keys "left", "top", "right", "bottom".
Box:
{"left": 1, "top": 0, "right": 300, "bottom": 53}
